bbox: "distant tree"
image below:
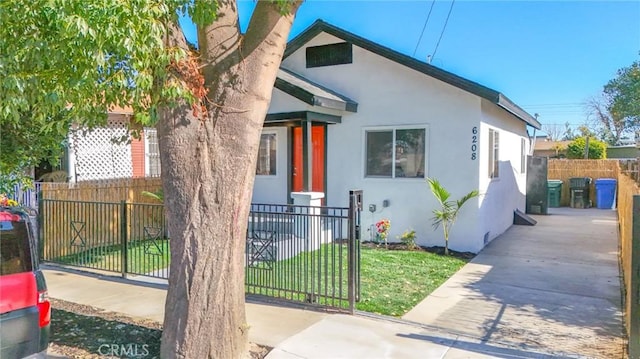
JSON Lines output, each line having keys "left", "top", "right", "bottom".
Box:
{"left": 551, "top": 143, "right": 567, "bottom": 158}
{"left": 587, "top": 60, "right": 640, "bottom": 145}
{"left": 542, "top": 124, "right": 564, "bottom": 141}
{"left": 562, "top": 122, "right": 576, "bottom": 140}
{"left": 577, "top": 124, "right": 597, "bottom": 138}
{"left": 588, "top": 96, "right": 627, "bottom": 145}
{"left": 566, "top": 137, "right": 607, "bottom": 159}
{"left": 606, "top": 60, "right": 640, "bottom": 127}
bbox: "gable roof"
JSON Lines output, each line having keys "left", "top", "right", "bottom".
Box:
{"left": 284, "top": 20, "right": 541, "bottom": 129}
{"left": 275, "top": 68, "right": 358, "bottom": 112}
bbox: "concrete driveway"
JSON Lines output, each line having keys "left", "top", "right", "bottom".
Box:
{"left": 403, "top": 207, "right": 625, "bottom": 358}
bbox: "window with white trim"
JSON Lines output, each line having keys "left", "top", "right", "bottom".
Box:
{"left": 488, "top": 129, "right": 499, "bottom": 178}
{"left": 145, "top": 128, "right": 161, "bottom": 177}
{"left": 365, "top": 128, "right": 426, "bottom": 178}
{"left": 256, "top": 133, "right": 277, "bottom": 176}
{"left": 521, "top": 138, "right": 526, "bottom": 174}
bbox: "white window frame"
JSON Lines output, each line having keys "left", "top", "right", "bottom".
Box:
{"left": 144, "top": 127, "right": 161, "bottom": 177}
{"left": 521, "top": 138, "right": 527, "bottom": 174}
{"left": 363, "top": 125, "right": 428, "bottom": 179}
{"left": 488, "top": 128, "right": 500, "bottom": 179}
{"left": 256, "top": 132, "right": 277, "bottom": 176}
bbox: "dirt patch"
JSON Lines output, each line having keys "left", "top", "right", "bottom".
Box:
{"left": 361, "top": 241, "right": 476, "bottom": 260}
{"left": 50, "top": 298, "right": 271, "bottom": 358}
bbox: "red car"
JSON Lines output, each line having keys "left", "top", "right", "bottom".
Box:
{"left": 0, "top": 206, "right": 50, "bottom": 358}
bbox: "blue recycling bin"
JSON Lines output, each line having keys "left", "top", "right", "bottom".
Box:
{"left": 595, "top": 178, "right": 617, "bottom": 209}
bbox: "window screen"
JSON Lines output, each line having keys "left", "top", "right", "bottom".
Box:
{"left": 489, "top": 129, "right": 500, "bottom": 178}
{"left": 145, "top": 128, "right": 161, "bottom": 177}
{"left": 256, "top": 134, "right": 277, "bottom": 175}
{"left": 521, "top": 138, "right": 527, "bottom": 174}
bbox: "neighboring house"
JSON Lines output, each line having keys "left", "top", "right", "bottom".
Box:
{"left": 533, "top": 139, "right": 571, "bottom": 158}
{"left": 252, "top": 20, "right": 540, "bottom": 253}
{"left": 65, "top": 106, "right": 160, "bottom": 182}
{"left": 607, "top": 145, "right": 640, "bottom": 159}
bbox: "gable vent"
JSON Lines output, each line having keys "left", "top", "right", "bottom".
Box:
{"left": 306, "top": 42, "right": 353, "bottom": 68}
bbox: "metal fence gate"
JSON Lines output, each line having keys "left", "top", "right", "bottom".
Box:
{"left": 245, "top": 190, "right": 362, "bottom": 312}
{"left": 39, "top": 190, "right": 363, "bottom": 312}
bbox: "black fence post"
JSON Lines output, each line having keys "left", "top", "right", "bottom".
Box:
{"left": 631, "top": 195, "right": 640, "bottom": 358}
{"left": 38, "top": 196, "right": 44, "bottom": 262}
{"left": 121, "top": 201, "right": 128, "bottom": 278}
{"left": 348, "top": 190, "right": 363, "bottom": 314}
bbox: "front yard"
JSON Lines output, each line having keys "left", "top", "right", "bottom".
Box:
{"left": 358, "top": 246, "right": 468, "bottom": 316}
{"left": 246, "top": 243, "right": 470, "bottom": 317}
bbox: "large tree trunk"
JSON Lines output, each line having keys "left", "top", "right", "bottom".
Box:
{"left": 158, "top": 2, "right": 300, "bottom": 358}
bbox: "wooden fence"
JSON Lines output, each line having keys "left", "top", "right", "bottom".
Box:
{"left": 547, "top": 159, "right": 620, "bottom": 207}
{"left": 40, "top": 177, "right": 163, "bottom": 203}
{"left": 38, "top": 178, "right": 164, "bottom": 260}
{"left": 618, "top": 173, "right": 638, "bottom": 345}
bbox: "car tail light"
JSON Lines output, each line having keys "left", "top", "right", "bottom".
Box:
{"left": 37, "top": 290, "right": 51, "bottom": 327}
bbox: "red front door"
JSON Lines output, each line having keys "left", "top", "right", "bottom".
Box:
{"left": 292, "top": 126, "right": 325, "bottom": 196}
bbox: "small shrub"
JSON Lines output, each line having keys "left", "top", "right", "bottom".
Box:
{"left": 398, "top": 229, "right": 417, "bottom": 250}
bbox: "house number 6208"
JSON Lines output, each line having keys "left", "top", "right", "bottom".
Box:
{"left": 471, "top": 127, "right": 478, "bottom": 160}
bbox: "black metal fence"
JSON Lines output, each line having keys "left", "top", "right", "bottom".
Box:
{"left": 39, "top": 190, "right": 363, "bottom": 312}
{"left": 40, "top": 199, "right": 169, "bottom": 279}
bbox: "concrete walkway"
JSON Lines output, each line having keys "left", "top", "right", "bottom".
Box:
{"left": 43, "top": 207, "right": 625, "bottom": 358}
{"left": 403, "top": 207, "right": 626, "bottom": 358}
{"left": 45, "top": 267, "right": 553, "bottom": 358}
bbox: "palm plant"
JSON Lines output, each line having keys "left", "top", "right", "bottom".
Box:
{"left": 427, "top": 178, "right": 479, "bottom": 255}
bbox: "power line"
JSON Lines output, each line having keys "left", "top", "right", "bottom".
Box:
{"left": 522, "top": 103, "right": 586, "bottom": 106}
{"left": 431, "top": 0, "right": 456, "bottom": 60}
{"left": 412, "top": 0, "right": 436, "bottom": 57}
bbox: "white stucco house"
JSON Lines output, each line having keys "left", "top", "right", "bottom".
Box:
{"left": 252, "top": 20, "right": 541, "bottom": 253}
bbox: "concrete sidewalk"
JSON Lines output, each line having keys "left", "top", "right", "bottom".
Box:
{"left": 403, "top": 207, "right": 626, "bottom": 358}
{"left": 44, "top": 267, "right": 556, "bottom": 358}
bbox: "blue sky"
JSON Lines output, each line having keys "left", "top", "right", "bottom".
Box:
{"left": 180, "top": 1, "right": 639, "bottom": 130}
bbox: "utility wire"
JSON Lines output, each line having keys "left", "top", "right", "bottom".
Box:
{"left": 431, "top": 0, "right": 456, "bottom": 61}
{"left": 412, "top": 0, "right": 436, "bottom": 57}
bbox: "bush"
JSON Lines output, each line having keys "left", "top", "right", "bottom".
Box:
{"left": 398, "top": 229, "right": 417, "bottom": 250}
{"left": 566, "top": 137, "right": 607, "bottom": 159}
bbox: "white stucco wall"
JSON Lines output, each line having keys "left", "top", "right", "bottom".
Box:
{"left": 251, "top": 126, "right": 289, "bottom": 204}
{"left": 279, "top": 32, "right": 486, "bottom": 253}
{"left": 478, "top": 99, "right": 529, "bottom": 245}
{"left": 254, "top": 31, "right": 532, "bottom": 253}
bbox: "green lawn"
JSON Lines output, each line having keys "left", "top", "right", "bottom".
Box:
{"left": 357, "top": 246, "right": 468, "bottom": 316}
{"left": 246, "top": 244, "right": 468, "bottom": 317}
{"left": 57, "top": 240, "right": 467, "bottom": 317}
{"left": 54, "top": 239, "right": 170, "bottom": 275}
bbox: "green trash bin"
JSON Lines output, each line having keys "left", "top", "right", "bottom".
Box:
{"left": 547, "top": 180, "right": 563, "bottom": 207}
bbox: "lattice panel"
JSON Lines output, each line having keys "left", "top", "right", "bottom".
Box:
{"left": 71, "top": 115, "right": 133, "bottom": 180}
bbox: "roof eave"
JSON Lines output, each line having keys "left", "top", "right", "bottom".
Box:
{"left": 275, "top": 70, "right": 359, "bottom": 113}
{"left": 497, "top": 94, "right": 541, "bottom": 129}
